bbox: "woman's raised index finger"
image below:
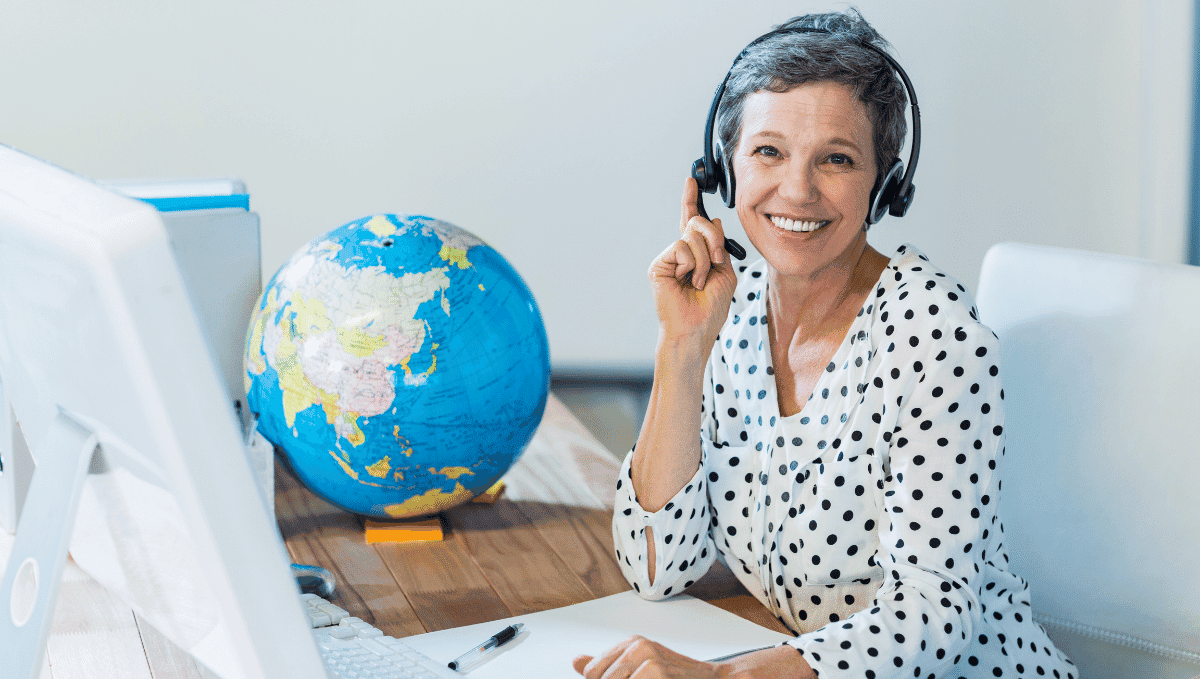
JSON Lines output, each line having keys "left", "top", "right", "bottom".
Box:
{"left": 680, "top": 175, "right": 701, "bottom": 234}
{"left": 686, "top": 215, "right": 726, "bottom": 266}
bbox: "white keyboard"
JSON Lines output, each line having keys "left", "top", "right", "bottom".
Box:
{"left": 302, "top": 594, "right": 460, "bottom": 679}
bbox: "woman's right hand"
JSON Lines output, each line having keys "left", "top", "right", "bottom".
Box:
{"left": 648, "top": 177, "right": 739, "bottom": 347}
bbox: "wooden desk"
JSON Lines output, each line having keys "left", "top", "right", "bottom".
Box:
{"left": 25, "top": 396, "right": 788, "bottom": 678}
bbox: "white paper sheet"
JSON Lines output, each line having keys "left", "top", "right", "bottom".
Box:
{"left": 402, "top": 591, "right": 794, "bottom": 677}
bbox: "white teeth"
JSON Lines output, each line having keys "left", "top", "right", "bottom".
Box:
{"left": 770, "top": 215, "right": 828, "bottom": 232}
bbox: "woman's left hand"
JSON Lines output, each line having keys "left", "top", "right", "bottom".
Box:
{"left": 572, "top": 636, "right": 724, "bottom": 678}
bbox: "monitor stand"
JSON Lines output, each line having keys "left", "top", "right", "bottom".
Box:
{"left": 0, "top": 409, "right": 104, "bottom": 679}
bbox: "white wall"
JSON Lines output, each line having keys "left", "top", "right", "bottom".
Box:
{"left": 2, "top": 0, "right": 1193, "bottom": 372}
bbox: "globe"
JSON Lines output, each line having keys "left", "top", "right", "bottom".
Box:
{"left": 244, "top": 214, "right": 550, "bottom": 519}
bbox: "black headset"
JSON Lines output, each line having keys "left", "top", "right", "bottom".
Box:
{"left": 692, "top": 26, "right": 921, "bottom": 232}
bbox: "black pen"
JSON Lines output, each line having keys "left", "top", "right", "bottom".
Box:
{"left": 447, "top": 623, "right": 525, "bottom": 670}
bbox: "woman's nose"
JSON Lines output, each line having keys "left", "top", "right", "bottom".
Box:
{"left": 777, "top": 162, "right": 819, "bottom": 204}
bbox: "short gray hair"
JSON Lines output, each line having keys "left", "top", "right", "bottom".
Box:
{"left": 717, "top": 9, "right": 907, "bottom": 188}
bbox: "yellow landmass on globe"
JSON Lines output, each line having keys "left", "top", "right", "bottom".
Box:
{"left": 383, "top": 482, "right": 474, "bottom": 519}
{"left": 365, "top": 215, "right": 396, "bottom": 238}
{"left": 273, "top": 293, "right": 377, "bottom": 445}
{"left": 478, "top": 284, "right": 485, "bottom": 291}
{"left": 366, "top": 456, "right": 391, "bottom": 479}
{"left": 318, "top": 392, "right": 340, "bottom": 424}
{"left": 396, "top": 321, "right": 439, "bottom": 386}
{"left": 328, "top": 450, "right": 359, "bottom": 480}
{"left": 393, "top": 428, "right": 415, "bottom": 456}
{"left": 398, "top": 351, "right": 438, "bottom": 385}
{"left": 277, "top": 331, "right": 323, "bottom": 428}
{"left": 337, "top": 327, "right": 388, "bottom": 358}
{"left": 438, "top": 246, "right": 472, "bottom": 269}
{"left": 276, "top": 294, "right": 341, "bottom": 426}
{"left": 326, "top": 450, "right": 387, "bottom": 487}
{"left": 281, "top": 366, "right": 341, "bottom": 433}
{"left": 277, "top": 320, "right": 340, "bottom": 430}
{"left": 246, "top": 290, "right": 277, "bottom": 376}
{"left": 289, "top": 292, "right": 333, "bottom": 336}
{"left": 244, "top": 290, "right": 280, "bottom": 392}
{"left": 343, "top": 412, "right": 365, "bottom": 446}
{"left": 429, "top": 466, "right": 474, "bottom": 480}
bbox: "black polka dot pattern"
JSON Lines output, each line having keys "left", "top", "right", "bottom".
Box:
{"left": 613, "top": 246, "right": 1075, "bottom": 678}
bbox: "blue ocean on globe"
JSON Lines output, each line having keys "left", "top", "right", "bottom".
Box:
{"left": 244, "top": 214, "right": 550, "bottom": 519}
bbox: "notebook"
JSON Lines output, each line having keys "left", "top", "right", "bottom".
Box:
{"left": 403, "top": 591, "right": 794, "bottom": 677}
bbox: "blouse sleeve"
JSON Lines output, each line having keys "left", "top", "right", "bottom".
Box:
{"left": 785, "top": 313, "right": 1006, "bottom": 678}
{"left": 611, "top": 351, "right": 720, "bottom": 599}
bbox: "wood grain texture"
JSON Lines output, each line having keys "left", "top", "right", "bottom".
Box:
{"left": 373, "top": 533, "right": 512, "bottom": 632}
{"left": 509, "top": 500, "right": 630, "bottom": 599}
{"left": 274, "top": 461, "right": 426, "bottom": 638}
{"left": 444, "top": 499, "right": 596, "bottom": 616}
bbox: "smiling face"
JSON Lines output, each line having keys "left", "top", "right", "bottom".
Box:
{"left": 731, "top": 80, "right": 878, "bottom": 282}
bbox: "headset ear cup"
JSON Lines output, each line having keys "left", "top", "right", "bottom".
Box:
{"left": 889, "top": 181, "right": 915, "bottom": 218}
{"left": 868, "top": 159, "right": 904, "bottom": 225}
{"left": 691, "top": 157, "right": 713, "bottom": 193}
{"left": 715, "top": 145, "right": 735, "bottom": 209}
{"left": 715, "top": 148, "right": 734, "bottom": 209}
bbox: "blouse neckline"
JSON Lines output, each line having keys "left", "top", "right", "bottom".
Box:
{"left": 755, "top": 248, "right": 906, "bottom": 425}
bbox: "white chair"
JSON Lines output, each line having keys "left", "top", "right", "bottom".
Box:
{"left": 976, "top": 242, "right": 1200, "bottom": 679}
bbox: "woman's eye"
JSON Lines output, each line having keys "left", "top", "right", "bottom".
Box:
{"left": 753, "top": 145, "right": 780, "bottom": 158}
{"left": 827, "top": 153, "right": 853, "bottom": 166}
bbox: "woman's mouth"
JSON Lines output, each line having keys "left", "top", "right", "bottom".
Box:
{"left": 769, "top": 215, "right": 831, "bottom": 233}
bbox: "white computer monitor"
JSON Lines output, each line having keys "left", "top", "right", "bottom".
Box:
{"left": 0, "top": 145, "right": 325, "bottom": 679}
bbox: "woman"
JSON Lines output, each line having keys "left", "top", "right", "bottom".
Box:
{"left": 574, "top": 10, "right": 1076, "bottom": 679}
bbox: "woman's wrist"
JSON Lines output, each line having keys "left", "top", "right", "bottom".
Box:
{"left": 655, "top": 331, "right": 713, "bottom": 371}
{"left": 714, "top": 646, "right": 816, "bottom": 679}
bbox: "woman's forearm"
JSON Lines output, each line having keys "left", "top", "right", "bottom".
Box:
{"left": 631, "top": 335, "right": 710, "bottom": 513}
{"left": 717, "top": 646, "right": 816, "bottom": 679}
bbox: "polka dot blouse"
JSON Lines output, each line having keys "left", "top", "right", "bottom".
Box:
{"left": 613, "top": 245, "right": 1075, "bottom": 678}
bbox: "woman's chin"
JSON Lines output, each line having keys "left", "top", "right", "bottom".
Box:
{"left": 755, "top": 226, "right": 874, "bottom": 279}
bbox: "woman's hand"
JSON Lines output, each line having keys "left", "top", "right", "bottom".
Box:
{"left": 572, "top": 636, "right": 724, "bottom": 679}
{"left": 648, "top": 177, "right": 739, "bottom": 347}
{"left": 574, "top": 640, "right": 817, "bottom": 679}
